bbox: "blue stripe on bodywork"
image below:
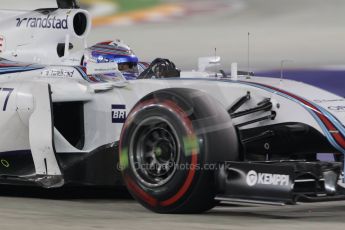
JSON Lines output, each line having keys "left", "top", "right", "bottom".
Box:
{"left": 236, "top": 80, "right": 345, "bottom": 155}
{"left": 0, "top": 67, "right": 43, "bottom": 74}
{"left": 161, "top": 77, "right": 345, "bottom": 155}
{"left": 190, "top": 77, "right": 345, "bottom": 176}
{"left": 74, "top": 66, "right": 92, "bottom": 82}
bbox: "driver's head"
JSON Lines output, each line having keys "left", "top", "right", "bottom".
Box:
{"left": 118, "top": 62, "right": 135, "bottom": 72}
{"left": 84, "top": 39, "right": 139, "bottom": 73}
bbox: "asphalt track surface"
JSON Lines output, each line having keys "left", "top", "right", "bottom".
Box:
{"left": 1, "top": 0, "right": 345, "bottom": 229}
{"left": 0, "top": 185, "right": 344, "bottom": 230}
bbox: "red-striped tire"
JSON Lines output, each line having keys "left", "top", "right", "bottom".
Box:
{"left": 119, "top": 88, "right": 239, "bottom": 213}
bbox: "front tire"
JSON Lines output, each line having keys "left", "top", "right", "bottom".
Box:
{"left": 120, "top": 88, "right": 239, "bottom": 213}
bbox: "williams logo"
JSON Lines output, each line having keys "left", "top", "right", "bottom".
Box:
{"left": 246, "top": 170, "right": 290, "bottom": 187}
{"left": 41, "top": 69, "right": 75, "bottom": 78}
{"left": 112, "top": 105, "right": 126, "bottom": 123}
{"left": 16, "top": 15, "right": 69, "bottom": 29}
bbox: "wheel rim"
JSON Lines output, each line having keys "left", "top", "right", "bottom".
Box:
{"left": 129, "top": 116, "right": 181, "bottom": 188}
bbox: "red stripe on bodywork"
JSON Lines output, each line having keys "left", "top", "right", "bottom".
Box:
{"left": 0, "top": 63, "right": 26, "bottom": 67}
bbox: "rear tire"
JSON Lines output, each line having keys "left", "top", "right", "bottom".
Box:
{"left": 120, "top": 88, "right": 239, "bottom": 213}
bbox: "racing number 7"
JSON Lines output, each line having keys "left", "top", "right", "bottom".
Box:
{"left": 0, "top": 88, "right": 14, "bottom": 111}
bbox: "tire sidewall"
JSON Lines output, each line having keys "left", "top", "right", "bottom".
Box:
{"left": 120, "top": 89, "right": 239, "bottom": 213}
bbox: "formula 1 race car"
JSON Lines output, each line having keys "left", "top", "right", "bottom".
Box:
{"left": 0, "top": 0, "right": 345, "bottom": 214}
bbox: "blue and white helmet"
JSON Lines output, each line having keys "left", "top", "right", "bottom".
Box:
{"left": 84, "top": 39, "right": 139, "bottom": 79}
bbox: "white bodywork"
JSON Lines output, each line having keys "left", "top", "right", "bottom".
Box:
{"left": 0, "top": 7, "right": 344, "bottom": 187}
{"left": 0, "top": 8, "right": 90, "bottom": 65}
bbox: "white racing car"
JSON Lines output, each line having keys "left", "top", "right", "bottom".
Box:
{"left": 0, "top": 0, "right": 345, "bottom": 214}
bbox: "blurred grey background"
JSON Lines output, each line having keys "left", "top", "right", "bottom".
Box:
{"left": 4, "top": 0, "right": 345, "bottom": 71}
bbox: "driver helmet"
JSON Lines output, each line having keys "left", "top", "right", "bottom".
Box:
{"left": 84, "top": 39, "right": 139, "bottom": 79}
